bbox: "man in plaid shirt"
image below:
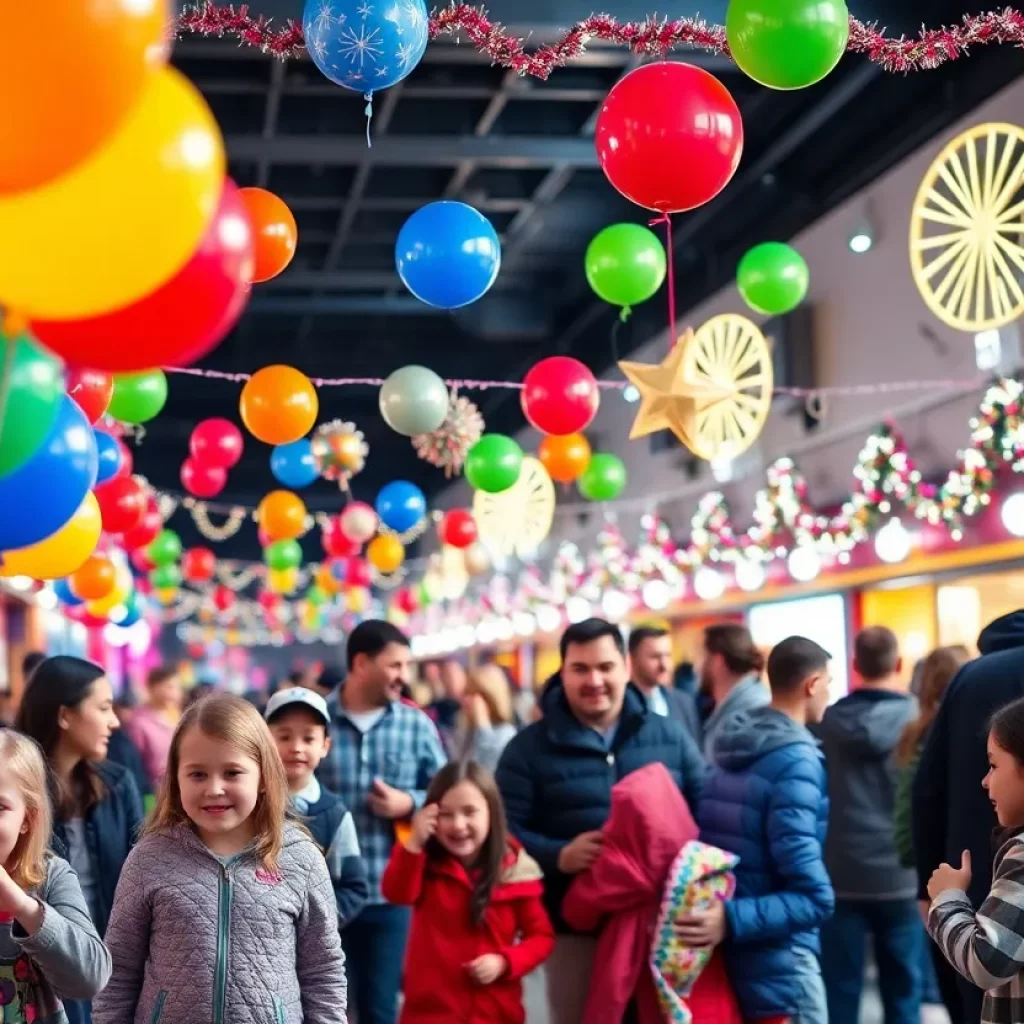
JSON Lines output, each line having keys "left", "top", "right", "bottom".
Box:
{"left": 318, "top": 619, "right": 447, "bottom": 1024}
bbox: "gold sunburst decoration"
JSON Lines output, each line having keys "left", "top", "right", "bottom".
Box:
{"left": 910, "top": 122, "right": 1024, "bottom": 333}
{"left": 472, "top": 456, "right": 555, "bottom": 558}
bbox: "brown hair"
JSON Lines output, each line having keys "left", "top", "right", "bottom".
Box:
{"left": 147, "top": 666, "right": 178, "bottom": 688}
{"left": 854, "top": 626, "right": 901, "bottom": 682}
{"left": 464, "top": 665, "right": 514, "bottom": 728}
{"left": 0, "top": 730, "right": 53, "bottom": 889}
{"left": 897, "top": 645, "right": 970, "bottom": 764}
{"left": 704, "top": 623, "right": 765, "bottom": 677}
{"left": 145, "top": 694, "right": 290, "bottom": 871}
{"left": 425, "top": 760, "right": 508, "bottom": 924}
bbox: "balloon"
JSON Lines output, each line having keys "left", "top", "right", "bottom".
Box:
{"left": 150, "top": 564, "right": 182, "bottom": 590}
{"left": 54, "top": 577, "right": 85, "bottom": 606}
{"left": 439, "top": 509, "right": 477, "bottom": 550}
{"left": 108, "top": 371, "right": 167, "bottom": 424}
{"left": 0, "top": 0, "right": 167, "bottom": 194}
{"left": 94, "top": 476, "right": 147, "bottom": 534}
{"left": 727, "top": 0, "right": 849, "bottom": 90}
{"left": 32, "top": 181, "right": 254, "bottom": 371}
{"left": 257, "top": 527, "right": 273, "bottom": 549}
{"left": 394, "top": 587, "right": 419, "bottom": 614}
{"left": 152, "top": 586, "right": 179, "bottom": 606}
{"left": 340, "top": 502, "right": 378, "bottom": 545}
{"left": 521, "top": 357, "right": 599, "bottom": 436}
{"left": 148, "top": 529, "right": 182, "bottom": 567}
{"left": 271, "top": 440, "right": 319, "bottom": 489}
{"left": 66, "top": 368, "right": 113, "bottom": 425}
{"left": 0, "top": 396, "right": 97, "bottom": 551}
{"left": 116, "top": 596, "right": 143, "bottom": 628}
{"left": 539, "top": 433, "right": 592, "bottom": 484}
{"left": 0, "top": 332, "right": 64, "bottom": 478}
{"left": 344, "top": 557, "right": 373, "bottom": 589}
{"left": 322, "top": 518, "right": 360, "bottom": 559}
{"left": 305, "top": 585, "right": 328, "bottom": 607}
{"left": 0, "top": 69, "right": 225, "bottom": 320}
{"left": 736, "top": 242, "right": 810, "bottom": 315}
{"left": 191, "top": 418, "right": 244, "bottom": 470}
{"left": 181, "top": 458, "right": 227, "bottom": 499}
{"left": 302, "top": 0, "right": 428, "bottom": 92}
{"left": 240, "top": 366, "right": 319, "bottom": 445}
{"left": 264, "top": 539, "right": 302, "bottom": 572}
{"left": 463, "top": 542, "right": 492, "bottom": 577}
{"left": 379, "top": 365, "right": 450, "bottom": 436}
{"left": 212, "top": 585, "right": 235, "bottom": 612}
{"left": 396, "top": 202, "right": 501, "bottom": 309}
{"left": 585, "top": 225, "right": 667, "bottom": 314}
{"left": 595, "top": 63, "right": 743, "bottom": 214}
{"left": 375, "top": 482, "right": 426, "bottom": 533}
{"left": 122, "top": 497, "right": 162, "bottom": 551}
{"left": 70, "top": 555, "right": 117, "bottom": 601}
{"left": 114, "top": 439, "right": 134, "bottom": 480}
{"left": 258, "top": 491, "right": 307, "bottom": 541}
{"left": 182, "top": 547, "right": 216, "bottom": 584}
{"left": 86, "top": 559, "right": 132, "bottom": 615}
{"left": 347, "top": 587, "right": 371, "bottom": 614}
{"left": 0, "top": 493, "right": 101, "bottom": 580}
{"left": 131, "top": 547, "right": 157, "bottom": 574}
{"left": 578, "top": 453, "right": 628, "bottom": 502}
{"left": 368, "top": 534, "right": 405, "bottom": 573}
{"left": 238, "top": 188, "right": 297, "bottom": 284}
{"left": 268, "top": 567, "right": 298, "bottom": 595}
{"left": 316, "top": 561, "right": 342, "bottom": 596}
{"left": 465, "top": 435, "right": 523, "bottom": 494}
{"left": 94, "top": 431, "right": 123, "bottom": 485}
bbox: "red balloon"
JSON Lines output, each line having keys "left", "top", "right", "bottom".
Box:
{"left": 440, "top": 509, "right": 478, "bottom": 549}
{"left": 187, "top": 642, "right": 206, "bottom": 660}
{"left": 182, "top": 547, "right": 217, "bottom": 584}
{"left": 258, "top": 590, "right": 279, "bottom": 612}
{"left": 31, "top": 180, "right": 255, "bottom": 372}
{"left": 322, "top": 518, "right": 360, "bottom": 558}
{"left": 394, "top": 587, "right": 419, "bottom": 614}
{"left": 190, "top": 417, "right": 244, "bottom": 470}
{"left": 521, "top": 356, "right": 599, "bottom": 436}
{"left": 66, "top": 368, "right": 113, "bottom": 424}
{"left": 345, "top": 557, "right": 372, "bottom": 589}
{"left": 181, "top": 458, "right": 227, "bottom": 499}
{"left": 122, "top": 496, "right": 161, "bottom": 551}
{"left": 213, "top": 585, "right": 235, "bottom": 612}
{"left": 94, "top": 476, "right": 146, "bottom": 534}
{"left": 595, "top": 62, "right": 743, "bottom": 214}
{"left": 130, "top": 547, "right": 156, "bottom": 574}
{"left": 114, "top": 438, "right": 134, "bottom": 480}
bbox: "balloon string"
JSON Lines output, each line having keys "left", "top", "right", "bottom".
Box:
{"left": 364, "top": 92, "right": 374, "bottom": 149}
{"left": 649, "top": 213, "right": 676, "bottom": 347}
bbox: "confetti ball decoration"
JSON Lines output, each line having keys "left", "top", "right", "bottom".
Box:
{"left": 368, "top": 534, "right": 406, "bottom": 574}
{"left": 585, "top": 224, "right": 667, "bottom": 316}
{"left": 182, "top": 547, "right": 217, "bottom": 584}
{"left": 66, "top": 368, "right": 113, "bottom": 425}
{"left": 375, "top": 481, "right": 427, "bottom": 534}
{"left": 108, "top": 370, "right": 168, "bottom": 424}
{"left": 466, "top": 435, "right": 523, "bottom": 494}
{"left": 312, "top": 420, "right": 368, "bottom": 485}
{"left": 736, "top": 242, "right": 809, "bottom": 315}
{"left": 379, "top": 365, "right": 450, "bottom": 437}
{"left": 264, "top": 539, "right": 303, "bottom": 572}
{"left": 595, "top": 62, "right": 743, "bottom": 214}
{"left": 239, "top": 188, "right": 297, "bottom": 284}
{"left": 258, "top": 490, "right": 308, "bottom": 542}
{"left": 0, "top": 331, "right": 64, "bottom": 479}
{"left": 271, "top": 439, "right": 319, "bottom": 489}
{"left": 70, "top": 555, "right": 117, "bottom": 602}
{"left": 147, "top": 529, "right": 182, "bottom": 567}
{"left": 0, "top": 492, "right": 102, "bottom": 581}
{"left": 94, "top": 476, "right": 147, "bottom": 534}
{"left": 578, "top": 453, "right": 628, "bottom": 502}
{"left": 240, "top": 366, "right": 319, "bottom": 446}
{"left": 726, "top": 0, "right": 850, "bottom": 90}
{"left": 412, "top": 392, "right": 484, "bottom": 478}
{"left": 439, "top": 509, "right": 478, "bottom": 550}
{"left": 339, "top": 502, "right": 378, "bottom": 545}
{"left": 521, "top": 357, "right": 600, "bottom": 436}
{"left": 302, "top": 0, "right": 429, "bottom": 94}
{"left": 180, "top": 457, "right": 227, "bottom": 499}
{"left": 539, "top": 432, "right": 592, "bottom": 485}
{"left": 190, "top": 418, "right": 245, "bottom": 470}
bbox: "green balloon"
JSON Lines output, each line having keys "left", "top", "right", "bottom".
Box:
{"left": 585, "top": 224, "right": 667, "bottom": 313}
{"left": 264, "top": 538, "right": 302, "bottom": 571}
{"left": 465, "top": 434, "right": 523, "bottom": 494}
{"left": 148, "top": 529, "right": 182, "bottom": 567}
{"left": 737, "top": 242, "right": 809, "bottom": 315}
{"left": 150, "top": 564, "right": 182, "bottom": 590}
{"left": 108, "top": 370, "right": 168, "bottom": 424}
{"left": 727, "top": 0, "right": 849, "bottom": 90}
{"left": 0, "top": 332, "right": 64, "bottom": 478}
{"left": 578, "top": 453, "right": 627, "bottom": 502}
{"left": 305, "top": 584, "right": 327, "bottom": 607}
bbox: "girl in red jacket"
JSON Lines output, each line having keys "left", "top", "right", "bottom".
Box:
{"left": 382, "top": 759, "right": 554, "bottom": 1024}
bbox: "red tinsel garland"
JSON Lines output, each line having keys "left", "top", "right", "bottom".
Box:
{"left": 175, "top": 2, "right": 1024, "bottom": 77}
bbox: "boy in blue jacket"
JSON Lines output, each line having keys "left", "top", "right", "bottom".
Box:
{"left": 687, "top": 636, "right": 835, "bottom": 1024}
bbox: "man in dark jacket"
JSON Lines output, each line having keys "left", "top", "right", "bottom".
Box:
{"left": 496, "top": 617, "right": 705, "bottom": 1024}
{"left": 817, "top": 626, "right": 920, "bottom": 1024}
{"left": 694, "top": 636, "right": 834, "bottom": 1024}
{"left": 629, "top": 625, "right": 701, "bottom": 743}
{"left": 913, "top": 610, "right": 1024, "bottom": 1024}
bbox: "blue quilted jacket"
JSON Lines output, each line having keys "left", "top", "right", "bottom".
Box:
{"left": 697, "top": 706, "right": 833, "bottom": 1020}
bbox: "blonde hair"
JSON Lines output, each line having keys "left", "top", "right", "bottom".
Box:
{"left": 465, "top": 665, "right": 514, "bottom": 727}
{"left": 0, "top": 730, "right": 52, "bottom": 889}
{"left": 145, "top": 694, "right": 290, "bottom": 871}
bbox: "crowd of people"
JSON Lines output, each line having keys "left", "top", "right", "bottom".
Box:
{"left": 2, "top": 609, "right": 1024, "bottom": 1024}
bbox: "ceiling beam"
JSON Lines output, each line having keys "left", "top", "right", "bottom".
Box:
{"left": 256, "top": 59, "right": 287, "bottom": 188}
{"left": 248, "top": 295, "right": 449, "bottom": 316}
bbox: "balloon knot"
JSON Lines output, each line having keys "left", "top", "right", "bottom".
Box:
{"left": 620, "top": 306, "right": 632, "bottom": 323}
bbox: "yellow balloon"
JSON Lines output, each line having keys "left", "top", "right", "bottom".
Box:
{"left": 155, "top": 587, "right": 178, "bottom": 605}
{"left": 368, "top": 534, "right": 405, "bottom": 573}
{"left": 347, "top": 587, "right": 371, "bottom": 613}
{"left": 269, "top": 568, "right": 298, "bottom": 595}
{"left": 0, "top": 68, "right": 224, "bottom": 319}
{"left": 0, "top": 492, "right": 101, "bottom": 579}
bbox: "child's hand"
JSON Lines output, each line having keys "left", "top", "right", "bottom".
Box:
{"left": 465, "top": 953, "right": 507, "bottom": 985}
{"left": 928, "top": 850, "right": 972, "bottom": 901}
{"left": 369, "top": 778, "right": 415, "bottom": 820}
{"left": 0, "top": 866, "right": 41, "bottom": 935}
{"left": 674, "top": 900, "right": 727, "bottom": 947}
{"left": 404, "top": 803, "right": 439, "bottom": 853}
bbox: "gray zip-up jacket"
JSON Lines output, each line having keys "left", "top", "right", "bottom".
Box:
{"left": 703, "top": 675, "right": 769, "bottom": 765}
{"left": 94, "top": 824, "right": 347, "bottom": 1024}
{"left": 0, "top": 854, "right": 111, "bottom": 1023}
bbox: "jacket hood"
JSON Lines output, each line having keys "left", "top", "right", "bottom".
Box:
{"left": 817, "top": 690, "right": 915, "bottom": 758}
{"left": 712, "top": 705, "right": 818, "bottom": 771}
{"left": 979, "top": 611, "right": 1024, "bottom": 655}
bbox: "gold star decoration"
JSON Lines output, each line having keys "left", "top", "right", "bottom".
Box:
{"left": 618, "top": 329, "right": 735, "bottom": 455}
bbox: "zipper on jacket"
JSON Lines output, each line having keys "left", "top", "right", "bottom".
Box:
{"left": 214, "top": 861, "right": 234, "bottom": 1024}
{"left": 273, "top": 994, "right": 286, "bottom": 1024}
{"left": 151, "top": 990, "right": 168, "bottom": 1024}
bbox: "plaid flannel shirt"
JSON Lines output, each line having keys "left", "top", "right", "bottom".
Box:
{"left": 317, "top": 696, "right": 447, "bottom": 903}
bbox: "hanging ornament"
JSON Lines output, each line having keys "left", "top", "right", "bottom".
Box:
{"left": 339, "top": 501, "right": 379, "bottom": 544}
{"left": 312, "top": 420, "right": 368, "bottom": 487}
{"left": 473, "top": 457, "right": 556, "bottom": 557}
{"left": 412, "top": 391, "right": 485, "bottom": 478}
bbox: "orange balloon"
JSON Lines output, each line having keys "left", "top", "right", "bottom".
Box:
{"left": 0, "top": 0, "right": 168, "bottom": 194}
{"left": 368, "top": 534, "right": 405, "bottom": 573}
{"left": 69, "top": 554, "right": 117, "bottom": 601}
{"left": 239, "top": 365, "right": 318, "bottom": 445}
{"left": 539, "top": 432, "right": 592, "bottom": 484}
{"left": 239, "top": 188, "right": 298, "bottom": 283}
{"left": 258, "top": 490, "right": 307, "bottom": 542}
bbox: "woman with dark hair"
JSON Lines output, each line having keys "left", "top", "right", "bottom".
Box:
{"left": 16, "top": 655, "right": 144, "bottom": 1024}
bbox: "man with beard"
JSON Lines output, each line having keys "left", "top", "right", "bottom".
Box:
{"left": 628, "top": 625, "right": 701, "bottom": 743}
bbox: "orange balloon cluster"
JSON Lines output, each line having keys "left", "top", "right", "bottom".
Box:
{"left": 240, "top": 366, "right": 319, "bottom": 445}
{"left": 539, "top": 432, "right": 592, "bottom": 484}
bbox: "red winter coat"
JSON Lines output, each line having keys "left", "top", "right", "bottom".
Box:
{"left": 562, "top": 762, "right": 742, "bottom": 1024}
{"left": 381, "top": 838, "right": 554, "bottom": 1024}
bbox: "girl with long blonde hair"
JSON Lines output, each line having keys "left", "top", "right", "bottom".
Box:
{"left": 455, "top": 664, "right": 518, "bottom": 771}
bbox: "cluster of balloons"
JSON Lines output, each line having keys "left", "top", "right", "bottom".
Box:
{"left": 257, "top": 490, "right": 308, "bottom": 587}
{"left": 182, "top": 418, "right": 245, "bottom": 499}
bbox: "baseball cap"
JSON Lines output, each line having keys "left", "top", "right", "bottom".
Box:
{"left": 264, "top": 687, "right": 331, "bottom": 727}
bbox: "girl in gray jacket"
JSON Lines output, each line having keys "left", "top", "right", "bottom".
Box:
{"left": 94, "top": 695, "right": 347, "bottom": 1024}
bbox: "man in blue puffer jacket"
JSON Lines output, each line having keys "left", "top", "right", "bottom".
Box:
{"left": 692, "top": 636, "right": 835, "bottom": 1024}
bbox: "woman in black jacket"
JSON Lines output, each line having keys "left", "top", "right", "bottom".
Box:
{"left": 16, "top": 655, "right": 144, "bottom": 1024}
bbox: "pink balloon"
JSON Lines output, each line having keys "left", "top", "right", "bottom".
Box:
{"left": 181, "top": 457, "right": 227, "bottom": 499}
{"left": 190, "top": 418, "right": 244, "bottom": 470}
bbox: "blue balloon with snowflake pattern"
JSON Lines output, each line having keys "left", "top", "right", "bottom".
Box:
{"left": 302, "top": 0, "right": 429, "bottom": 93}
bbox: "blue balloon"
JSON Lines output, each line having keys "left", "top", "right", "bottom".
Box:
{"left": 271, "top": 440, "right": 319, "bottom": 489}
{"left": 53, "top": 577, "right": 84, "bottom": 607}
{"left": 396, "top": 202, "right": 501, "bottom": 309}
{"left": 0, "top": 396, "right": 97, "bottom": 551}
{"left": 375, "top": 480, "right": 426, "bottom": 533}
{"left": 302, "top": 0, "right": 428, "bottom": 93}
{"left": 95, "top": 429, "right": 122, "bottom": 485}
{"left": 116, "top": 597, "right": 142, "bottom": 628}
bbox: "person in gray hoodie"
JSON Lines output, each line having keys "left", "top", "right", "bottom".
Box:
{"left": 816, "top": 626, "right": 920, "bottom": 1024}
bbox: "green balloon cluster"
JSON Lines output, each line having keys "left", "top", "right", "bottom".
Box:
{"left": 577, "top": 453, "right": 627, "bottom": 502}
{"left": 108, "top": 369, "right": 168, "bottom": 424}
{"left": 736, "top": 242, "right": 809, "bottom": 315}
{"left": 0, "top": 331, "right": 64, "bottom": 479}
{"left": 148, "top": 529, "right": 182, "bottom": 567}
{"left": 265, "top": 538, "right": 302, "bottom": 571}
{"left": 466, "top": 434, "right": 523, "bottom": 494}
{"left": 585, "top": 224, "right": 667, "bottom": 316}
